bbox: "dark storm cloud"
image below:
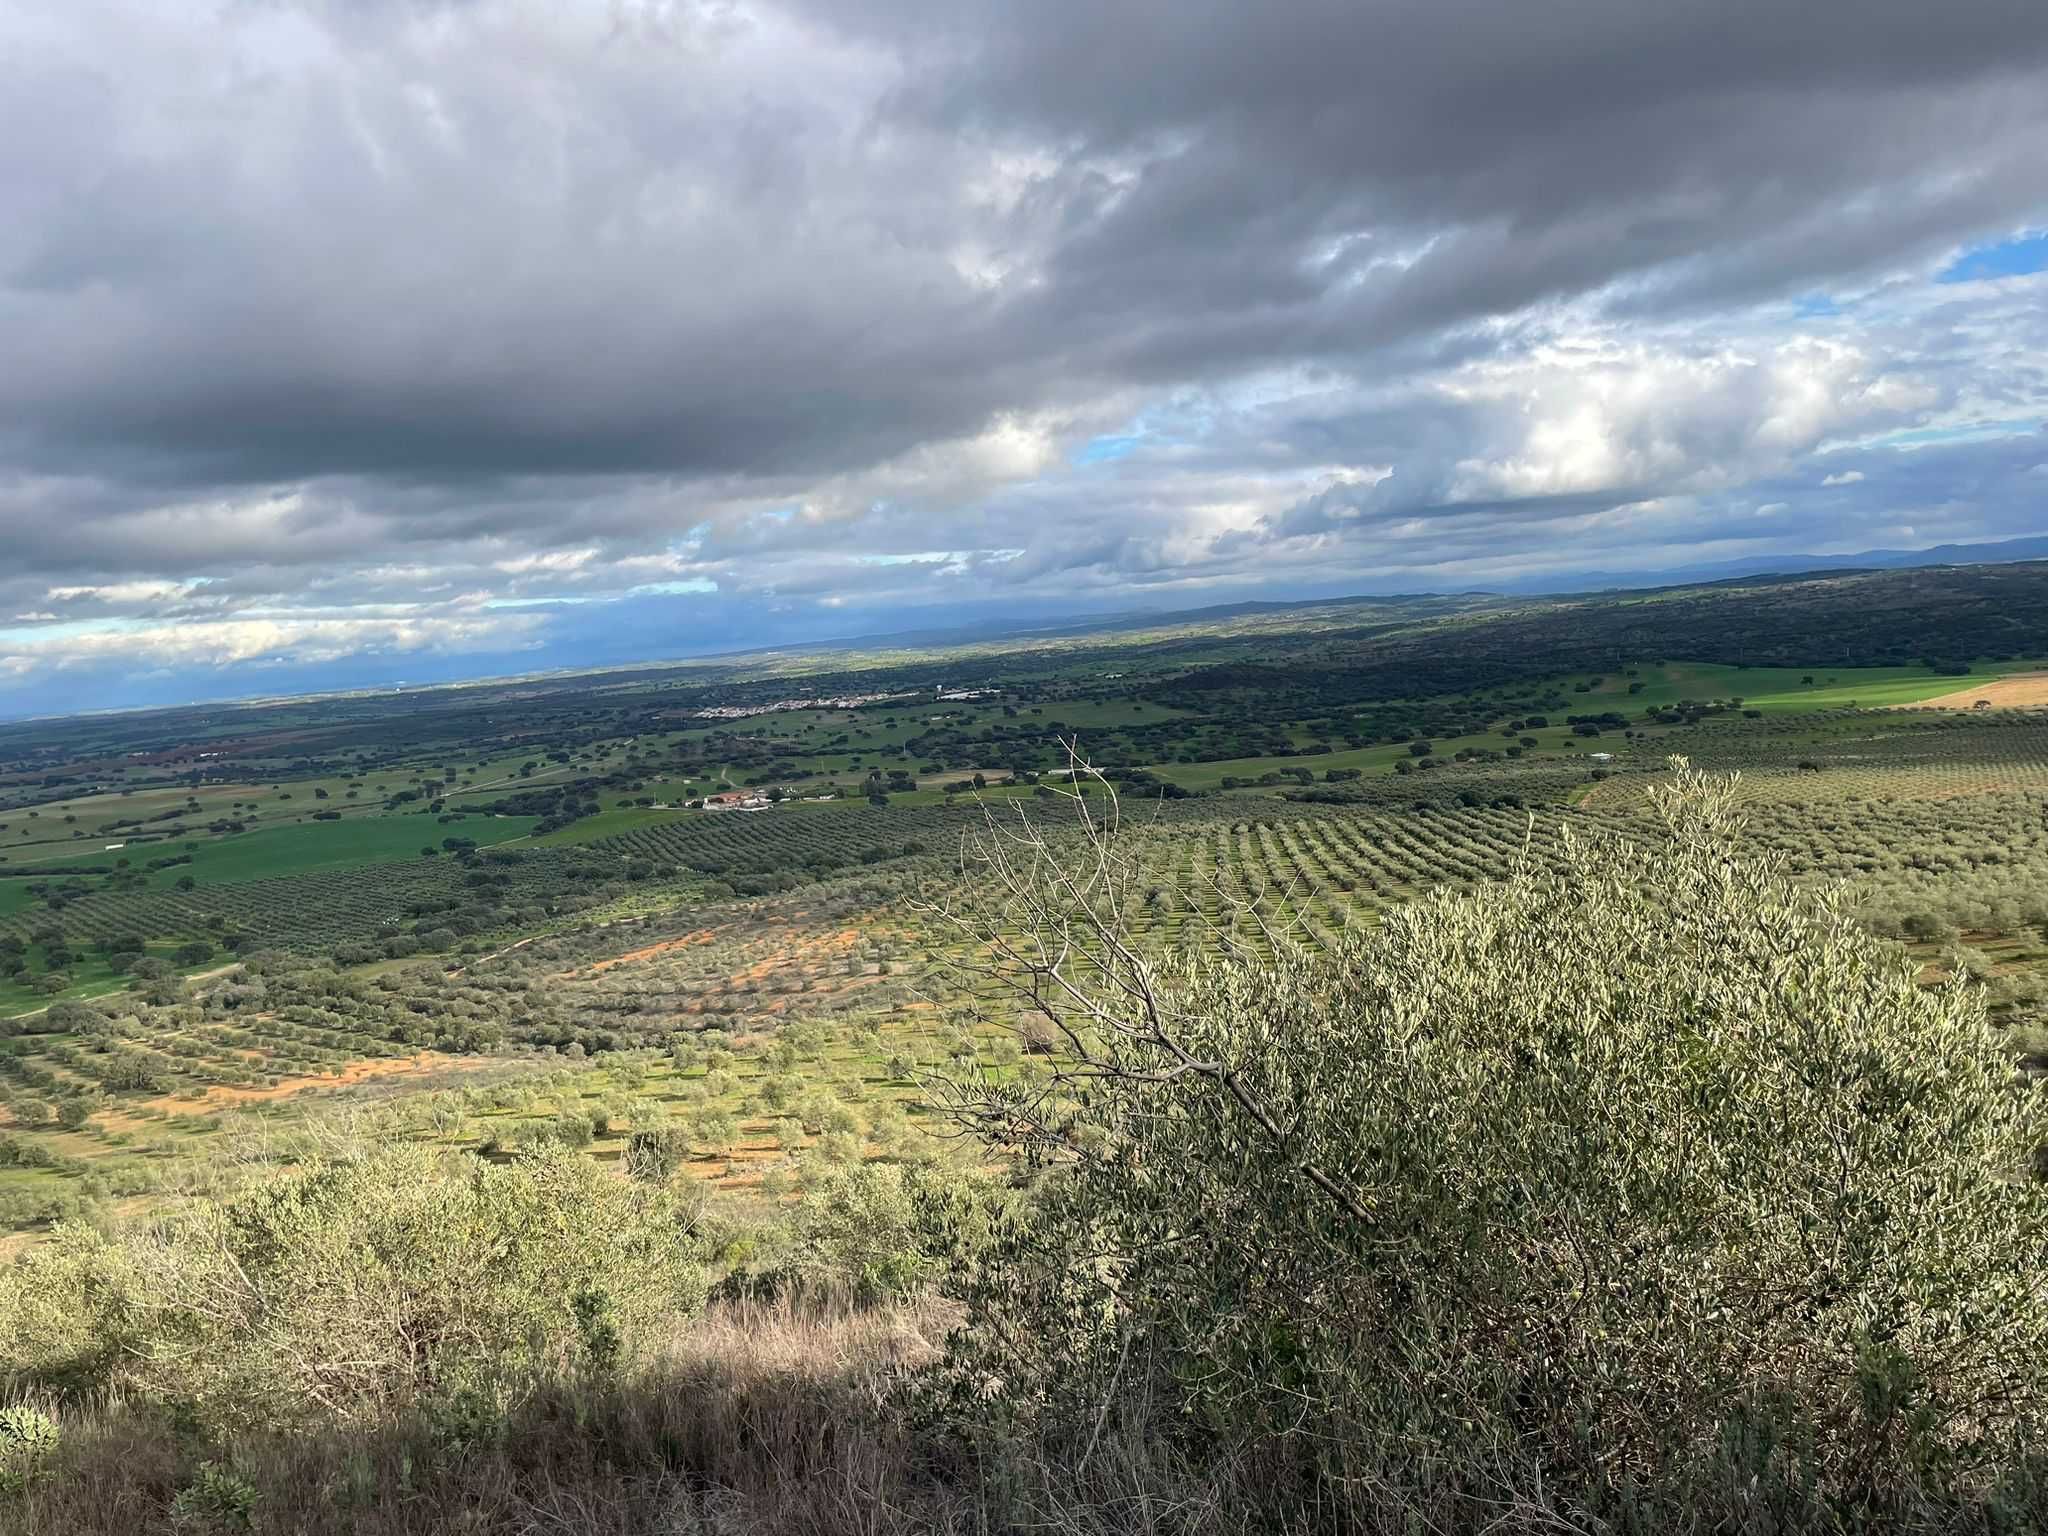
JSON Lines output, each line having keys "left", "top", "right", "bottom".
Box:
{"left": 1, "top": 0, "right": 2045, "bottom": 698}
{"left": 8, "top": 0, "right": 2043, "bottom": 486}
{"left": 1, "top": 2, "right": 1015, "bottom": 485}
{"left": 850, "top": 0, "right": 2048, "bottom": 326}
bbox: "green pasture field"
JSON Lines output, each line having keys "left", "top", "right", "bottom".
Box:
{"left": 1146, "top": 724, "right": 1617, "bottom": 792}
{"left": 3, "top": 799, "right": 539, "bottom": 886}
{"left": 132, "top": 814, "right": 541, "bottom": 888}
{"left": 0, "top": 941, "right": 195, "bottom": 1018}
{"left": 0, "top": 741, "right": 600, "bottom": 858}
{"left": 1143, "top": 661, "right": 2037, "bottom": 794}
{"left": 666, "top": 696, "right": 1183, "bottom": 758}
{"left": 1, "top": 777, "right": 407, "bottom": 865}
{"left": 526, "top": 806, "right": 698, "bottom": 848}
{"left": 1523, "top": 660, "right": 2035, "bottom": 715}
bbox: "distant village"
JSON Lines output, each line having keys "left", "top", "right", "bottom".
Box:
{"left": 656, "top": 683, "right": 1008, "bottom": 809}
{"left": 683, "top": 684, "right": 998, "bottom": 721}
{"left": 694, "top": 789, "right": 825, "bottom": 811}
{"left": 684, "top": 692, "right": 913, "bottom": 721}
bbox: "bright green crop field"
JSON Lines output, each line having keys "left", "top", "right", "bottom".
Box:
{"left": 136, "top": 813, "right": 540, "bottom": 888}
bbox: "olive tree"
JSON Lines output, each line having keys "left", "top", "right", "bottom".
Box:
{"left": 0, "top": 1143, "right": 706, "bottom": 1430}
{"left": 924, "top": 760, "right": 2048, "bottom": 1527}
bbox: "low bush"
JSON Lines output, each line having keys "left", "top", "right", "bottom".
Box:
{"left": 929, "top": 763, "right": 2048, "bottom": 1529}
{"left": 0, "top": 1144, "right": 707, "bottom": 1431}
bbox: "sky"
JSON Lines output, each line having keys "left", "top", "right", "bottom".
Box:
{"left": 3, "top": 0, "right": 2047, "bottom": 713}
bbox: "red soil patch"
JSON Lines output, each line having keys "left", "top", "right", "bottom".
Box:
{"left": 730, "top": 928, "right": 862, "bottom": 986}
{"left": 562, "top": 926, "right": 727, "bottom": 978}
{"left": 133, "top": 1051, "right": 496, "bottom": 1118}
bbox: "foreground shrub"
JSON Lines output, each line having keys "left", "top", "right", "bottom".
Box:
{"left": 931, "top": 764, "right": 2048, "bottom": 1527}
{"left": 169, "top": 1462, "right": 259, "bottom": 1532}
{"left": 0, "top": 1296, "right": 961, "bottom": 1536}
{"left": 793, "top": 1163, "right": 1001, "bottom": 1303}
{"left": 0, "top": 1144, "right": 707, "bottom": 1430}
{"left": 0, "top": 1404, "right": 60, "bottom": 1495}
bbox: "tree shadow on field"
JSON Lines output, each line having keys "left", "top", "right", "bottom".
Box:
{"left": 6, "top": 1296, "right": 996, "bottom": 1536}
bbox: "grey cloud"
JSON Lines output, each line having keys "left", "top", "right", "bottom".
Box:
{"left": 861, "top": 0, "right": 2048, "bottom": 330}
{"left": 8, "top": 0, "right": 2043, "bottom": 495}
{"left": 2, "top": 0, "right": 2047, "bottom": 699}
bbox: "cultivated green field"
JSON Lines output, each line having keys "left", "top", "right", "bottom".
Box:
{"left": 133, "top": 813, "right": 541, "bottom": 888}
{"left": 1564, "top": 660, "right": 2035, "bottom": 712}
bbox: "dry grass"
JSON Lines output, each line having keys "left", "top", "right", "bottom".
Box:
{"left": 1901, "top": 672, "right": 2048, "bottom": 710}
{"left": 0, "top": 1290, "right": 1352, "bottom": 1535}
{"left": 8, "top": 1286, "right": 2026, "bottom": 1533}
{"left": 1, "top": 1295, "right": 968, "bottom": 1536}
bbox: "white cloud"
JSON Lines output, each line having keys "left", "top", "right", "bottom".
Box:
{"left": 493, "top": 548, "right": 601, "bottom": 576}
{"left": 1441, "top": 338, "right": 1920, "bottom": 506}
{"left": 0, "top": 614, "right": 543, "bottom": 677}
{"left": 45, "top": 580, "right": 196, "bottom": 605}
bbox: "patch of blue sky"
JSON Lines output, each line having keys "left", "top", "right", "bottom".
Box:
{"left": 1851, "top": 418, "right": 2043, "bottom": 452}
{"left": 0, "top": 616, "right": 136, "bottom": 645}
{"left": 1073, "top": 390, "right": 1231, "bottom": 467}
{"left": 1791, "top": 292, "right": 1841, "bottom": 318}
{"left": 1937, "top": 231, "right": 2048, "bottom": 284}
{"left": 1074, "top": 432, "right": 1144, "bottom": 465}
{"left": 853, "top": 550, "right": 973, "bottom": 566}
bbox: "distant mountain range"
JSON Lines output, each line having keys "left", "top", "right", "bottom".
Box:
{"left": 803, "top": 534, "right": 2048, "bottom": 655}
{"left": 11, "top": 533, "right": 2044, "bottom": 723}
{"left": 1491, "top": 532, "right": 2048, "bottom": 596}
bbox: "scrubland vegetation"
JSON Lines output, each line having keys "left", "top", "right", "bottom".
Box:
{"left": 3, "top": 765, "right": 2047, "bottom": 1532}
{"left": 7, "top": 565, "right": 2048, "bottom": 1530}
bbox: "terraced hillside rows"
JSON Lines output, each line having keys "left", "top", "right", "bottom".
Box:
{"left": 6, "top": 795, "right": 1621, "bottom": 1092}
{"left": 13, "top": 703, "right": 2048, "bottom": 1243}
{"left": 593, "top": 802, "right": 970, "bottom": 886}
{"left": 1634, "top": 712, "right": 2048, "bottom": 803}
{"left": 584, "top": 792, "right": 1332, "bottom": 884}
